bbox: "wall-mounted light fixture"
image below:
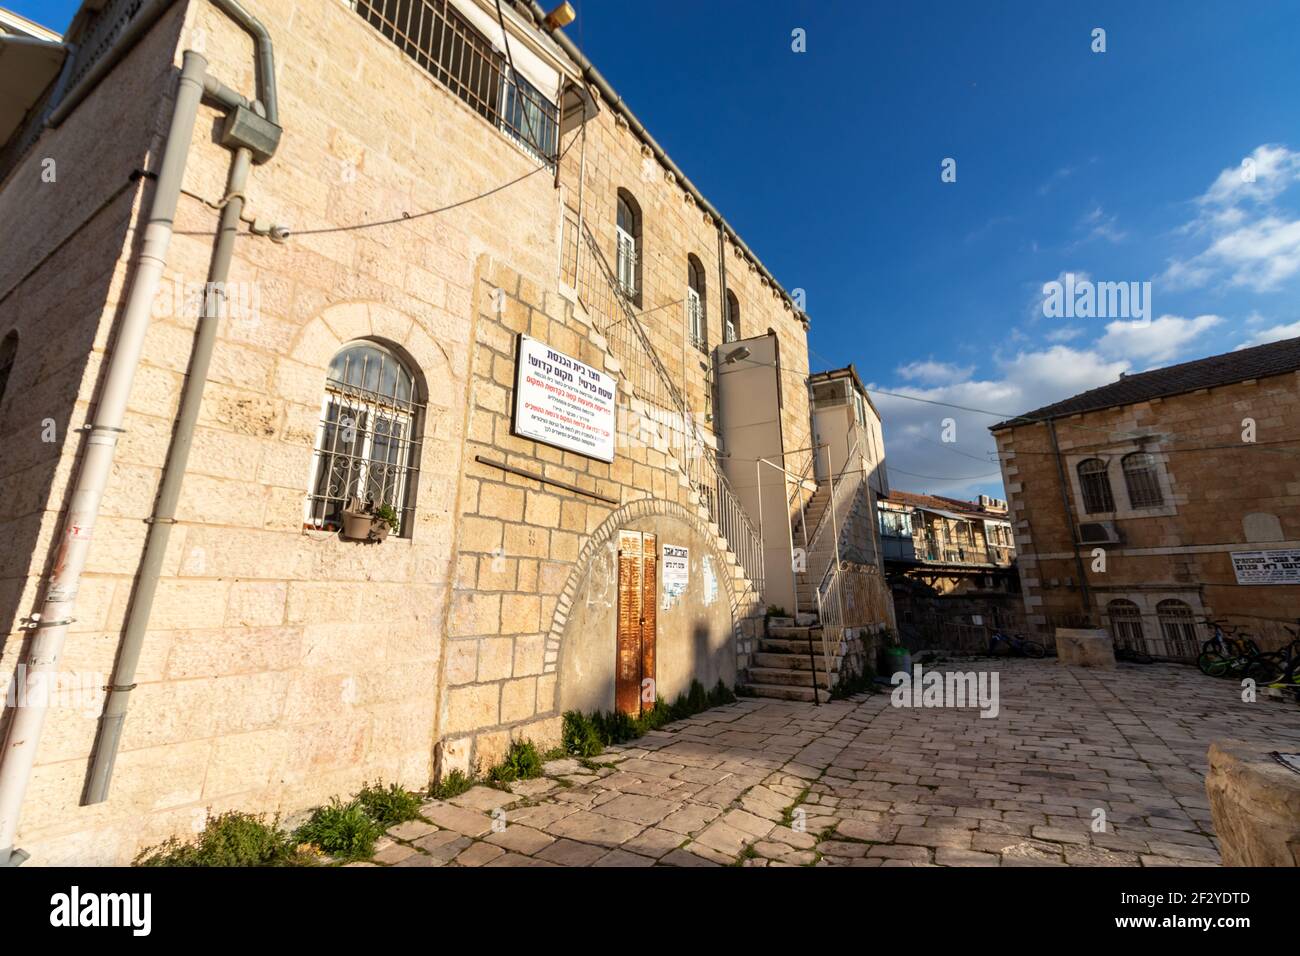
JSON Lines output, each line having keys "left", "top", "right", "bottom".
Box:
{"left": 544, "top": 2, "right": 576, "bottom": 29}
{"left": 723, "top": 346, "right": 751, "bottom": 365}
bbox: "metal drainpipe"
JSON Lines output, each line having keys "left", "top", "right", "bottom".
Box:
{"left": 0, "top": 51, "right": 209, "bottom": 868}
{"left": 1048, "top": 419, "right": 1095, "bottom": 623}
{"left": 82, "top": 145, "right": 254, "bottom": 806}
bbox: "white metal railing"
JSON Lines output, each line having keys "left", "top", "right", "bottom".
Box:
{"left": 807, "top": 439, "right": 867, "bottom": 678}
{"left": 562, "top": 208, "right": 764, "bottom": 596}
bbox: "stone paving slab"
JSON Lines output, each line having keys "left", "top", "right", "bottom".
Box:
{"left": 360, "top": 660, "right": 1300, "bottom": 866}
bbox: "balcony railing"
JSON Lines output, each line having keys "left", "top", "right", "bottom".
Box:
{"left": 355, "top": 0, "right": 559, "bottom": 167}
{"left": 562, "top": 208, "right": 764, "bottom": 596}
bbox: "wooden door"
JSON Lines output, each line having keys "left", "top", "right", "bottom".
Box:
{"left": 616, "top": 530, "right": 658, "bottom": 716}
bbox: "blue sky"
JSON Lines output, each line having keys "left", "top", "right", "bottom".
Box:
{"left": 18, "top": 0, "right": 1300, "bottom": 499}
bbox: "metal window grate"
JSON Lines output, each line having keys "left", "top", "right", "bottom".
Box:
{"left": 1122, "top": 452, "right": 1164, "bottom": 508}
{"left": 355, "top": 0, "right": 559, "bottom": 166}
{"left": 1077, "top": 458, "right": 1114, "bottom": 514}
{"left": 1155, "top": 600, "right": 1199, "bottom": 662}
{"left": 305, "top": 344, "right": 425, "bottom": 535}
{"left": 1107, "top": 599, "right": 1145, "bottom": 652}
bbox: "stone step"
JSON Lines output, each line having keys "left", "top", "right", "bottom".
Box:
{"left": 749, "top": 667, "right": 833, "bottom": 689}
{"left": 741, "top": 682, "right": 822, "bottom": 702}
{"left": 760, "top": 637, "right": 840, "bottom": 656}
{"left": 768, "top": 624, "right": 823, "bottom": 638}
{"left": 753, "top": 651, "right": 842, "bottom": 672}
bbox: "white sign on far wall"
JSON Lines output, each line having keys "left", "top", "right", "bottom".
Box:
{"left": 663, "top": 545, "right": 689, "bottom": 597}
{"left": 1230, "top": 549, "right": 1300, "bottom": 586}
{"left": 512, "top": 334, "right": 617, "bottom": 463}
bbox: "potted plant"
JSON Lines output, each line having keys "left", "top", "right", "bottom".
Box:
{"left": 340, "top": 497, "right": 399, "bottom": 542}
{"left": 372, "top": 503, "right": 399, "bottom": 542}
{"left": 340, "top": 496, "right": 375, "bottom": 541}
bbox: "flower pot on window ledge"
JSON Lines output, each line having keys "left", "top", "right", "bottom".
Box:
{"left": 340, "top": 497, "right": 399, "bottom": 543}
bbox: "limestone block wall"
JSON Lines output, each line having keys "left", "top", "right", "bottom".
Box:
{"left": 436, "top": 257, "right": 762, "bottom": 777}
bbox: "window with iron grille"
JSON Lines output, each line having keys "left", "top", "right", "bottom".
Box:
{"left": 1107, "top": 599, "right": 1145, "bottom": 652}
{"left": 1077, "top": 457, "right": 1114, "bottom": 513}
{"left": 616, "top": 190, "right": 641, "bottom": 302}
{"left": 687, "top": 255, "right": 707, "bottom": 352}
{"left": 1122, "top": 452, "right": 1164, "bottom": 508}
{"left": 1156, "top": 599, "right": 1198, "bottom": 661}
{"left": 354, "top": 0, "right": 559, "bottom": 167}
{"left": 723, "top": 291, "right": 740, "bottom": 343}
{"left": 305, "top": 342, "right": 425, "bottom": 536}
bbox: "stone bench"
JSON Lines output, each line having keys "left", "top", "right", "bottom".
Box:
{"left": 1208, "top": 740, "right": 1300, "bottom": 866}
{"left": 1054, "top": 628, "right": 1115, "bottom": 668}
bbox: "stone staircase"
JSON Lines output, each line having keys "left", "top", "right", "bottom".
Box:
{"left": 742, "top": 614, "right": 841, "bottom": 702}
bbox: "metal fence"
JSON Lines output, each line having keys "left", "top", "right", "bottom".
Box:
{"left": 562, "top": 209, "right": 764, "bottom": 596}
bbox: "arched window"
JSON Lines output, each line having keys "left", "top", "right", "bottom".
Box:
{"left": 615, "top": 189, "right": 642, "bottom": 304}
{"left": 0, "top": 332, "right": 16, "bottom": 412}
{"left": 1077, "top": 458, "right": 1114, "bottom": 514}
{"left": 305, "top": 340, "right": 424, "bottom": 536}
{"left": 1122, "top": 452, "right": 1164, "bottom": 508}
{"left": 724, "top": 290, "right": 740, "bottom": 343}
{"left": 1107, "top": 599, "right": 1145, "bottom": 654}
{"left": 687, "top": 255, "right": 707, "bottom": 352}
{"left": 1156, "top": 599, "right": 1198, "bottom": 661}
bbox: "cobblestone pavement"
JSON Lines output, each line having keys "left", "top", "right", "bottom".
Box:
{"left": 357, "top": 659, "right": 1300, "bottom": 867}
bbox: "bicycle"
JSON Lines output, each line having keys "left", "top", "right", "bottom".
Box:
{"left": 988, "top": 630, "right": 1046, "bottom": 659}
{"left": 1197, "top": 620, "right": 1264, "bottom": 678}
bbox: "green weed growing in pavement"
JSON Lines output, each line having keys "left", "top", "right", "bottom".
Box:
{"left": 562, "top": 710, "right": 605, "bottom": 758}
{"left": 293, "top": 798, "right": 384, "bottom": 861}
{"left": 134, "top": 811, "right": 303, "bottom": 867}
{"left": 488, "top": 740, "right": 545, "bottom": 784}
{"left": 830, "top": 663, "right": 877, "bottom": 700}
{"left": 429, "top": 767, "right": 476, "bottom": 801}
{"left": 355, "top": 780, "right": 422, "bottom": 828}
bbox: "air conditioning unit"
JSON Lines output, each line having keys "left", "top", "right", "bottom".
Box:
{"left": 1077, "top": 521, "right": 1121, "bottom": 545}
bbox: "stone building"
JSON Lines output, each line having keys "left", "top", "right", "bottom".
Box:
{"left": 0, "top": 0, "right": 891, "bottom": 864}
{"left": 877, "top": 490, "right": 1019, "bottom": 652}
{"left": 991, "top": 337, "right": 1300, "bottom": 660}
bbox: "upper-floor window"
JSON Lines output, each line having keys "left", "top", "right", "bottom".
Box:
{"left": 305, "top": 340, "right": 424, "bottom": 536}
{"left": 355, "top": 0, "right": 559, "bottom": 167}
{"left": 1077, "top": 457, "right": 1114, "bottom": 514}
{"left": 687, "top": 255, "right": 707, "bottom": 352}
{"left": 723, "top": 290, "right": 740, "bottom": 343}
{"left": 0, "top": 331, "right": 15, "bottom": 413}
{"left": 1122, "top": 452, "right": 1164, "bottom": 508}
{"left": 616, "top": 190, "right": 641, "bottom": 303}
{"left": 879, "top": 510, "right": 911, "bottom": 538}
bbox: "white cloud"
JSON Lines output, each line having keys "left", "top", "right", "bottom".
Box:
{"left": 1096, "top": 314, "right": 1221, "bottom": 363}
{"left": 1236, "top": 319, "right": 1300, "bottom": 349}
{"left": 895, "top": 359, "right": 974, "bottom": 384}
{"left": 869, "top": 346, "right": 1127, "bottom": 499}
{"left": 1163, "top": 144, "right": 1300, "bottom": 291}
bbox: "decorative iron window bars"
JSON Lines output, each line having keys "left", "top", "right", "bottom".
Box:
{"left": 305, "top": 342, "right": 425, "bottom": 535}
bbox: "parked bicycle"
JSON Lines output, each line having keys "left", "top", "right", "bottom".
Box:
{"left": 988, "top": 630, "right": 1046, "bottom": 659}
{"left": 1198, "top": 619, "right": 1258, "bottom": 677}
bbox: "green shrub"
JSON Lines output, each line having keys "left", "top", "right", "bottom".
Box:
{"left": 134, "top": 811, "right": 300, "bottom": 867}
{"left": 489, "top": 740, "right": 544, "bottom": 783}
{"left": 562, "top": 711, "right": 604, "bottom": 758}
{"left": 293, "top": 798, "right": 384, "bottom": 861}
{"left": 429, "top": 768, "right": 475, "bottom": 801}
{"left": 708, "top": 678, "right": 737, "bottom": 707}
{"left": 356, "top": 780, "right": 422, "bottom": 827}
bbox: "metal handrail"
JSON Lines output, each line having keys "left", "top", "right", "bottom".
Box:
{"left": 564, "top": 211, "right": 764, "bottom": 595}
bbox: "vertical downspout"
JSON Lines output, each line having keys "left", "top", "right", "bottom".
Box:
{"left": 0, "top": 51, "right": 210, "bottom": 867}
{"left": 1048, "top": 419, "right": 1094, "bottom": 623}
{"left": 82, "top": 146, "right": 255, "bottom": 805}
